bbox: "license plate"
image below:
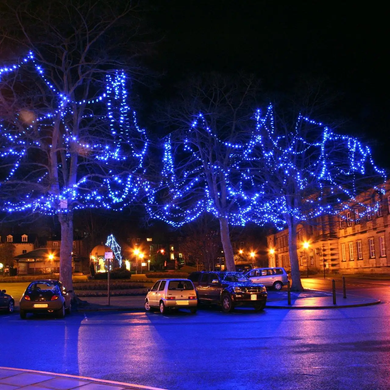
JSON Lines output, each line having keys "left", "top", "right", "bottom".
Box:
{"left": 33, "top": 304, "right": 48, "bottom": 308}
{"left": 251, "top": 294, "right": 257, "bottom": 300}
{"left": 176, "top": 301, "right": 188, "bottom": 305}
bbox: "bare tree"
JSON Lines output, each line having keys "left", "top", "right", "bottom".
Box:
{"left": 0, "top": 0, "right": 151, "bottom": 293}
{"left": 147, "top": 72, "right": 262, "bottom": 271}
{"left": 179, "top": 214, "right": 221, "bottom": 271}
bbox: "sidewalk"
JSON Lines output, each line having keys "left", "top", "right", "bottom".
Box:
{"left": 0, "top": 367, "right": 167, "bottom": 390}
{"left": 74, "top": 289, "right": 381, "bottom": 312}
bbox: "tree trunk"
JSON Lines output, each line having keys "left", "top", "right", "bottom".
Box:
{"left": 58, "top": 213, "right": 74, "bottom": 296}
{"left": 219, "top": 217, "right": 235, "bottom": 271}
{"left": 286, "top": 215, "right": 304, "bottom": 291}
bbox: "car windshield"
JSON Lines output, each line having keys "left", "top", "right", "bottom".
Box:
{"left": 220, "top": 272, "right": 248, "bottom": 282}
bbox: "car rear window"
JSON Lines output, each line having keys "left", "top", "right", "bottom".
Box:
{"left": 29, "top": 283, "right": 57, "bottom": 292}
{"left": 168, "top": 281, "right": 194, "bottom": 290}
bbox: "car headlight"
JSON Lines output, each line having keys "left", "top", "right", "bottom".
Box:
{"left": 261, "top": 286, "right": 267, "bottom": 293}
{"left": 234, "top": 287, "right": 242, "bottom": 292}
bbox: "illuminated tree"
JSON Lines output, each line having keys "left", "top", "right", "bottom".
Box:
{"left": 147, "top": 73, "right": 261, "bottom": 271}
{"left": 240, "top": 104, "right": 386, "bottom": 290}
{"left": 0, "top": 1, "right": 150, "bottom": 293}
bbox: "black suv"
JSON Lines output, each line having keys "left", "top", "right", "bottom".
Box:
{"left": 188, "top": 271, "right": 267, "bottom": 313}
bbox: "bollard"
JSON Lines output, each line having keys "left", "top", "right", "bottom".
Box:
{"left": 287, "top": 280, "right": 291, "bottom": 305}
{"left": 332, "top": 279, "right": 336, "bottom": 305}
{"left": 342, "top": 276, "right": 347, "bottom": 299}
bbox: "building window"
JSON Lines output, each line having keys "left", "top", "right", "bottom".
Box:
{"left": 348, "top": 242, "right": 354, "bottom": 261}
{"left": 369, "top": 237, "right": 376, "bottom": 258}
{"left": 379, "top": 236, "right": 386, "bottom": 257}
{"left": 6, "top": 235, "right": 13, "bottom": 243}
{"left": 21, "top": 234, "right": 28, "bottom": 242}
{"left": 346, "top": 211, "right": 352, "bottom": 227}
{"left": 355, "top": 209, "right": 360, "bottom": 224}
{"left": 376, "top": 202, "right": 383, "bottom": 217}
{"left": 356, "top": 240, "right": 363, "bottom": 260}
{"left": 53, "top": 242, "right": 59, "bottom": 248}
{"left": 341, "top": 243, "right": 346, "bottom": 262}
{"left": 22, "top": 250, "right": 27, "bottom": 254}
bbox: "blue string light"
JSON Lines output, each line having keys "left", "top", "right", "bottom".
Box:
{"left": 0, "top": 53, "right": 149, "bottom": 215}
{"left": 147, "top": 104, "right": 386, "bottom": 230}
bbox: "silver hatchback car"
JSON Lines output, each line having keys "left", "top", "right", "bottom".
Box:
{"left": 144, "top": 278, "right": 198, "bottom": 314}
{"left": 245, "top": 267, "right": 288, "bottom": 290}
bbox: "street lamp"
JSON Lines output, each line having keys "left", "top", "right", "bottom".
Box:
{"left": 48, "top": 253, "right": 55, "bottom": 274}
{"left": 269, "top": 248, "right": 275, "bottom": 267}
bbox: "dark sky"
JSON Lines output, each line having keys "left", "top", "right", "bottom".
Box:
{"left": 147, "top": 1, "right": 390, "bottom": 166}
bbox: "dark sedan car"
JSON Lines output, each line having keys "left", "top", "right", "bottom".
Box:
{"left": 19, "top": 280, "right": 72, "bottom": 319}
{"left": 0, "top": 289, "right": 15, "bottom": 313}
{"left": 189, "top": 271, "right": 267, "bottom": 313}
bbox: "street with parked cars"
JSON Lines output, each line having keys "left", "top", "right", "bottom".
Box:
{"left": 0, "top": 276, "right": 389, "bottom": 390}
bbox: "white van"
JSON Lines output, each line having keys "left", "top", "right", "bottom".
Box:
{"left": 245, "top": 267, "right": 288, "bottom": 290}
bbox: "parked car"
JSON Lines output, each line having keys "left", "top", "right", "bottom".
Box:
{"left": 19, "top": 280, "right": 72, "bottom": 319}
{"left": 245, "top": 267, "right": 288, "bottom": 290}
{"left": 0, "top": 289, "right": 15, "bottom": 313}
{"left": 188, "top": 271, "right": 267, "bottom": 313}
{"left": 144, "top": 278, "right": 198, "bottom": 314}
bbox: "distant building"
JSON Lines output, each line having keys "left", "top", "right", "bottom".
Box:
{"left": 267, "top": 183, "right": 390, "bottom": 275}
{"left": 0, "top": 234, "right": 38, "bottom": 257}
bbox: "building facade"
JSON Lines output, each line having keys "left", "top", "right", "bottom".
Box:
{"left": 267, "top": 185, "right": 390, "bottom": 275}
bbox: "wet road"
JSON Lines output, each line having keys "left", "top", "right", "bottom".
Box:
{"left": 1, "top": 280, "right": 390, "bottom": 390}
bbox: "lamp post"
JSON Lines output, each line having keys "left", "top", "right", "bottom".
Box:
{"left": 303, "top": 241, "right": 310, "bottom": 278}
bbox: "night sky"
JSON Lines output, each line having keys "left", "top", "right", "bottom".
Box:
{"left": 147, "top": 1, "right": 390, "bottom": 166}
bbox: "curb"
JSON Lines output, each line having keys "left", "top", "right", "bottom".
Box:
{"left": 266, "top": 299, "right": 382, "bottom": 309}
{"left": 0, "top": 367, "right": 167, "bottom": 390}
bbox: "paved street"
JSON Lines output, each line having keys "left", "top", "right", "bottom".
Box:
{"left": 0, "top": 277, "right": 389, "bottom": 390}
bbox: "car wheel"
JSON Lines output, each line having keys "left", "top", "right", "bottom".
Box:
{"left": 8, "top": 300, "right": 14, "bottom": 313}
{"left": 190, "top": 307, "right": 197, "bottom": 314}
{"left": 254, "top": 302, "right": 266, "bottom": 312}
{"left": 273, "top": 281, "right": 283, "bottom": 291}
{"left": 20, "top": 310, "right": 26, "bottom": 319}
{"left": 57, "top": 305, "right": 65, "bottom": 318}
{"left": 145, "top": 300, "right": 151, "bottom": 312}
{"left": 221, "top": 294, "right": 234, "bottom": 313}
{"left": 159, "top": 301, "right": 167, "bottom": 314}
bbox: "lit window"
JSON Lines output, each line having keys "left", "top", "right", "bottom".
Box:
{"left": 356, "top": 240, "right": 363, "bottom": 260}
{"left": 341, "top": 243, "right": 346, "bottom": 262}
{"left": 7, "top": 235, "right": 13, "bottom": 243}
{"left": 369, "top": 237, "right": 376, "bottom": 258}
{"left": 147, "top": 238, "right": 152, "bottom": 242}
{"left": 348, "top": 242, "right": 354, "bottom": 261}
{"left": 21, "top": 234, "right": 28, "bottom": 242}
{"left": 379, "top": 236, "right": 386, "bottom": 257}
